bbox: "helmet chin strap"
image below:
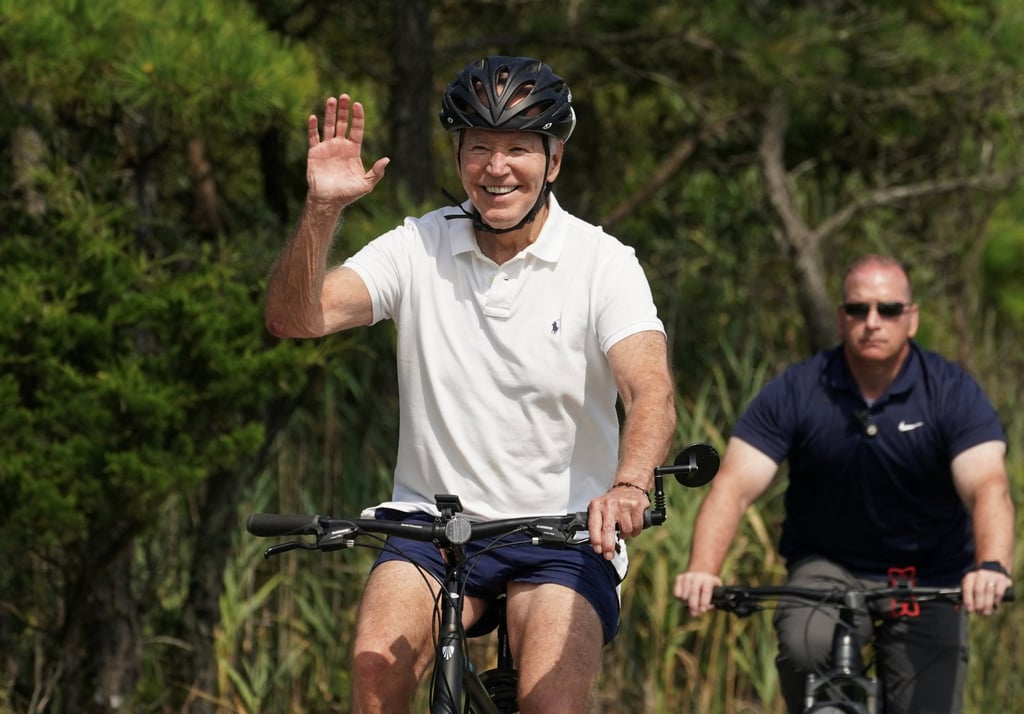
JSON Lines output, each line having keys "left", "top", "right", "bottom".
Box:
{"left": 467, "top": 183, "right": 550, "bottom": 234}
{"left": 445, "top": 135, "right": 553, "bottom": 234}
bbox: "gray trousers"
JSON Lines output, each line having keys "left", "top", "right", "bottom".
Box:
{"left": 773, "top": 557, "right": 968, "bottom": 714}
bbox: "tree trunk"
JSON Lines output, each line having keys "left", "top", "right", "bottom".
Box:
{"left": 389, "top": 0, "right": 434, "bottom": 205}
{"left": 175, "top": 467, "right": 244, "bottom": 714}
{"left": 186, "top": 138, "right": 222, "bottom": 235}
{"left": 259, "top": 126, "right": 291, "bottom": 224}
{"left": 11, "top": 126, "right": 48, "bottom": 218}
{"left": 60, "top": 546, "right": 141, "bottom": 714}
{"left": 90, "top": 551, "right": 141, "bottom": 713}
{"left": 758, "top": 93, "right": 837, "bottom": 351}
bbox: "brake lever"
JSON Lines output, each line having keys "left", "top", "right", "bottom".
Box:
{"left": 529, "top": 512, "right": 589, "bottom": 547}
{"left": 730, "top": 599, "right": 761, "bottom": 617}
{"left": 263, "top": 541, "right": 317, "bottom": 559}
{"left": 531, "top": 530, "right": 576, "bottom": 547}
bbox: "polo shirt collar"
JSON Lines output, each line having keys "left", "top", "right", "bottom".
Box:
{"left": 447, "top": 194, "right": 566, "bottom": 264}
{"left": 888, "top": 341, "right": 923, "bottom": 396}
{"left": 824, "top": 341, "right": 922, "bottom": 403}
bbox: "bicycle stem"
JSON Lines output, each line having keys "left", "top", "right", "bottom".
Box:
{"left": 832, "top": 596, "right": 865, "bottom": 675}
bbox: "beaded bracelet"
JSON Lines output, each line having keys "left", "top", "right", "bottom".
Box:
{"left": 611, "top": 482, "right": 650, "bottom": 500}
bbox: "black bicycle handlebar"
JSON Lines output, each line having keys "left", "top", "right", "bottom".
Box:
{"left": 711, "top": 583, "right": 1015, "bottom": 617}
{"left": 248, "top": 442, "right": 721, "bottom": 558}
{"left": 246, "top": 510, "right": 592, "bottom": 553}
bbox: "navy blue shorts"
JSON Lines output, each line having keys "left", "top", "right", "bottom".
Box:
{"left": 369, "top": 509, "right": 622, "bottom": 643}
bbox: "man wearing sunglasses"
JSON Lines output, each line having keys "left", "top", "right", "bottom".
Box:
{"left": 674, "top": 254, "right": 1013, "bottom": 713}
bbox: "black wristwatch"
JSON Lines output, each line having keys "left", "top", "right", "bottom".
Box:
{"left": 976, "top": 560, "right": 1011, "bottom": 577}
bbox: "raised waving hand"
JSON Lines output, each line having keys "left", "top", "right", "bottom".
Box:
{"left": 306, "top": 94, "right": 390, "bottom": 206}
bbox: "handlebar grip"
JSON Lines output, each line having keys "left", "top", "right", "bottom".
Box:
{"left": 643, "top": 508, "right": 659, "bottom": 529}
{"left": 247, "top": 513, "right": 323, "bottom": 537}
{"left": 1003, "top": 586, "right": 1015, "bottom": 603}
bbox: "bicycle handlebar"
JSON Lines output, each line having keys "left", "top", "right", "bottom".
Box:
{"left": 248, "top": 442, "right": 721, "bottom": 558}
{"left": 247, "top": 509, "right": 594, "bottom": 557}
{"left": 711, "top": 583, "right": 1015, "bottom": 617}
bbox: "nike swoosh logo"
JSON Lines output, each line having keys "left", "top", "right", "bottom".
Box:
{"left": 898, "top": 421, "right": 924, "bottom": 432}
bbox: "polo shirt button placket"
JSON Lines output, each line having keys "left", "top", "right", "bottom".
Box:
{"left": 483, "top": 269, "right": 516, "bottom": 318}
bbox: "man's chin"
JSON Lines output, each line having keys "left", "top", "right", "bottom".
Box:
{"left": 476, "top": 211, "right": 526, "bottom": 231}
{"left": 851, "top": 344, "right": 901, "bottom": 363}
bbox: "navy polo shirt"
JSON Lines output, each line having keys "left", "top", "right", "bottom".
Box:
{"left": 733, "top": 342, "right": 1005, "bottom": 584}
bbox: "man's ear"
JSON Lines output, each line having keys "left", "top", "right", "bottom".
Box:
{"left": 907, "top": 304, "right": 920, "bottom": 339}
{"left": 546, "top": 140, "right": 564, "bottom": 183}
{"left": 452, "top": 135, "right": 462, "bottom": 177}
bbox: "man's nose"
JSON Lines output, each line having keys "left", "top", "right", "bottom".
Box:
{"left": 487, "top": 152, "right": 510, "bottom": 173}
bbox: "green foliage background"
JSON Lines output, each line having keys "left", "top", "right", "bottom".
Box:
{"left": 1, "top": 0, "right": 1022, "bottom": 712}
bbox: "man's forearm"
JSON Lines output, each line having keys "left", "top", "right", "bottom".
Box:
{"left": 265, "top": 199, "right": 344, "bottom": 338}
{"left": 972, "top": 484, "right": 1015, "bottom": 573}
{"left": 687, "top": 491, "right": 746, "bottom": 575}
{"left": 615, "top": 391, "right": 676, "bottom": 490}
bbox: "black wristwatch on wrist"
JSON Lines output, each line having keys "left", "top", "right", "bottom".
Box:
{"left": 976, "top": 560, "right": 1011, "bottom": 577}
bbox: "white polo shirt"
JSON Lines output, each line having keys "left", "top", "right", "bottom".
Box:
{"left": 344, "top": 195, "right": 664, "bottom": 522}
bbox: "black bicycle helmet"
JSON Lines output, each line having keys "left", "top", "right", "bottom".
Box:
{"left": 439, "top": 56, "right": 576, "bottom": 143}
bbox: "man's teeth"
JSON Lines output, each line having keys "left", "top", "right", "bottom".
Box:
{"left": 485, "top": 186, "right": 516, "bottom": 195}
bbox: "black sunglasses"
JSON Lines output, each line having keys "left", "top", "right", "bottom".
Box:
{"left": 840, "top": 302, "right": 912, "bottom": 319}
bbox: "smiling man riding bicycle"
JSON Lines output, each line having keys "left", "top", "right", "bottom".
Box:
{"left": 674, "top": 255, "right": 1014, "bottom": 713}
{"left": 264, "top": 56, "right": 676, "bottom": 713}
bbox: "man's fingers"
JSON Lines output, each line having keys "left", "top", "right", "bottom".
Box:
{"left": 368, "top": 157, "right": 391, "bottom": 180}
{"left": 673, "top": 572, "right": 721, "bottom": 616}
{"left": 314, "top": 95, "right": 364, "bottom": 144}
{"left": 334, "top": 94, "right": 355, "bottom": 140}
{"left": 307, "top": 115, "right": 320, "bottom": 147}
{"left": 347, "top": 100, "right": 365, "bottom": 144}
{"left": 962, "top": 572, "right": 1011, "bottom": 615}
{"left": 323, "top": 96, "right": 338, "bottom": 140}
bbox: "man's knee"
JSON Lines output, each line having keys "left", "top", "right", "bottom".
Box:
{"left": 350, "top": 646, "right": 416, "bottom": 712}
{"left": 773, "top": 603, "right": 838, "bottom": 672}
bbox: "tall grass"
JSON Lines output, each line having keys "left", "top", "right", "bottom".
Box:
{"left": 218, "top": 466, "right": 368, "bottom": 713}
{"left": 606, "top": 338, "right": 784, "bottom": 713}
{"left": 963, "top": 402, "right": 1024, "bottom": 712}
